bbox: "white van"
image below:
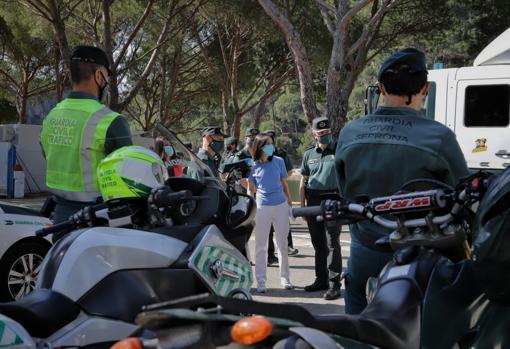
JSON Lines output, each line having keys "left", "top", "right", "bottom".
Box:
{"left": 366, "top": 28, "right": 510, "bottom": 171}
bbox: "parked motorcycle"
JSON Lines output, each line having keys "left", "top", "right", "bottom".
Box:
{"left": 0, "top": 129, "right": 255, "bottom": 349}
{"left": 115, "top": 170, "right": 510, "bottom": 349}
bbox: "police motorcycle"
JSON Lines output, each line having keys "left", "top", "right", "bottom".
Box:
{"left": 113, "top": 169, "right": 510, "bottom": 349}
{"left": 0, "top": 130, "right": 255, "bottom": 348}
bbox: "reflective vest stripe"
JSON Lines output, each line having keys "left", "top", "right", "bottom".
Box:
{"left": 81, "top": 107, "right": 116, "bottom": 193}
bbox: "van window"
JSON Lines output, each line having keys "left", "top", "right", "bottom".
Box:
{"left": 464, "top": 85, "right": 510, "bottom": 127}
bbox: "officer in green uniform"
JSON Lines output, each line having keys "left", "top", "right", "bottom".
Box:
{"left": 222, "top": 137, "right": 238, "bottom": 166}
{"left": 189, "top": 126, "right": 225, "bottom": 181}
{"left": 264, "top": 129, "right": 299, "bottom": 265}
{"left": 40, "top": 45, "right": 132, "bottom": 233}
{"left": 335, "top": 48, "right": 469, "bottom": 314}
{"left": 235, "top": 127, "right": 259, "bottom": 161}
{"left": 300, "top": 117, "right": 342, "bottom": 300}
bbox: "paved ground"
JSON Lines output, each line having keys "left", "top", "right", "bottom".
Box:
{"left": 249, "top": 217, "right": 350, "bottom": 315}
{"left": 3, "top": 196, "right": 350, "bottom": 316}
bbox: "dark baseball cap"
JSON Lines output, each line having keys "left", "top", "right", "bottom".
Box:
{"left": 245, "top": 127, "right": 260, "bottom": 137}
{"left": 70, "top": 45, "right": 112, "bottom": 75}
{"left": 201, "top": 126, "right": 225, "bottom": 137}
{"left": 312, "top": 117, "right": 330, "bottom": 131}
{"left": 378, "top": 48, "right": 427, "bottom": 81}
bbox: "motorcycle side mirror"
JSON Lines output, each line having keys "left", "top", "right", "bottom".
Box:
{"left": 227, "top": 193, "right": 256, "bottom": 229}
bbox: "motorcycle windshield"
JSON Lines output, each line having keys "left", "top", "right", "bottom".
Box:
{"left": 155, "top": 124, "right": 218, "bottom": 183}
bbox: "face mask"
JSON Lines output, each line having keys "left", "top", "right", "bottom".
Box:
{"left": 319, "top": 133, "right": 332, "bottom": 144}
{"left": 262, "top": 144, "right": 274, "bottom": 157}
{"left": 209, "top": 140, "right": 224, "bottom": 153}
{"left": 164, "top": 145, "right": 174, "bottom": 157}
{"left": 246, "top": 139, "right": 254, "bottom": 147}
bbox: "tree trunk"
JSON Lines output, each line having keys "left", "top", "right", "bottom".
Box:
{"left": 48, "top": 0, "right": 71, "bottom": 70}
{"left": 326, "top": 25, "right": 351, "bottom": 135}
{"left": 17, "top": 84, "right": 28, "bottom": 124}
{"left": 253, "top": 98, "right": 268, "bottom": 129}
{"left": 257, "top": 0, "right": 319, "bottom": 125}
{"left": 231, "top": 112, "right": 242, "bottom": 140}
{"left": 221, "top": 90, "right": 229, "bottom": 134}
{"left": 54, "top": 41, "right": 63, "bottom": 101}
{"left": 102, "top": 0, "right": 119, "bottom": 108}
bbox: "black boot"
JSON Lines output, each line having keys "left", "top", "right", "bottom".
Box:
{"left": 304, "top": 278, "right": 329, "bottom": 292}
{"left": 324, "top": 277, "right": 341, "bottom": 300}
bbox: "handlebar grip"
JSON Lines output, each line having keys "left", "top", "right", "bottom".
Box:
{"left": 153, "top": 189, "right": 192, "bottom": 207}
{"left": 36, "top": 220, "right": 75, "bottom": 237}
{"left": 292, "top": 206, "right": 322, "bottom": 218}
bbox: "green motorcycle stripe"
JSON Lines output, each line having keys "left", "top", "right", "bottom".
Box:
{"left": 0, "top": 323, "right": 4, "bottom": 343}
{"left": 194, "top": 250, "right": 204, "bottom": 269}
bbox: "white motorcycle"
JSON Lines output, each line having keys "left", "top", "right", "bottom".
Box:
{"left": 0, "top": 133, "right": 255, "bottom": 348}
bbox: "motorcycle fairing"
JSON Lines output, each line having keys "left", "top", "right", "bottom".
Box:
{"left": 422, "top": 259, "right": 510, "bottom": 349}
{"left": 42, "top": 227, "right": 188, "bottom": 301}
{"left": 188, "top": 225, "right": 253, "bottom": 295}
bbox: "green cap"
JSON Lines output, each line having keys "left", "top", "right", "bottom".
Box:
{"left": 245, "top": 127, "right": 260, "bottom": 137}
{"left": 312, "top": 117, "right": 330, "bottom": 131}
{"left": 378, "top": 48, "right": 427, "bottom": 81}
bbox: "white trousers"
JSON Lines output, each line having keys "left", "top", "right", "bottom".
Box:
{"left": 254, "top": 202, "right": 290, "bottom": 287}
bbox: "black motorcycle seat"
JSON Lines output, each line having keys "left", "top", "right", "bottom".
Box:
{"left": 311, "top": 278, "right": 421, "bottom": 349}
{"left": 0, "top": 289, "right": 80, "bottom": 338}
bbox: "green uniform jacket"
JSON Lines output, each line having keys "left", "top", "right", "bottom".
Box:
{"left": 301, "top": 142, "right": 338, "bottom": 191}
{"left": 275, "top": 147, "right": 292, "bottom": 173}
{"left": 335, "top": 107, "right": 469, "bottom": 247}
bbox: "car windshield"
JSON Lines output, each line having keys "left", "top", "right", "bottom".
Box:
{"left": 154, "top": 123, "right": 218, "bottom": 183}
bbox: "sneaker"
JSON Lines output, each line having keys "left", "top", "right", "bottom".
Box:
{"left": 288, "top": 247, "right": 299, "bottom": 256}
{"left": 304, "top": 278, "right": 329, "bottom": 292}
{"left": 267, "top": 255, "right": 278, "bottom": 266}
{"left": 282, "top": 281, "right": 294, "bottom": 290}
{"left": 256, "top": 286, "right": 267, "bottom": 293}
{"left": 324, "top": 282, "right": 342, "bottom": 300}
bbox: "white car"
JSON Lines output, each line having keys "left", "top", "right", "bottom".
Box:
{"left": 0, "top": 202, "right": 52, "bottom": 301}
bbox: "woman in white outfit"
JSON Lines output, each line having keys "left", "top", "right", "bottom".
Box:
{"left": 247, "top": 134, "right": 293, "bottom": 293}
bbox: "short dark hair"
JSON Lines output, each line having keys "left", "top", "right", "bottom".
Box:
{"left": 70, "top": 61, "right": 101, "bottom": 84}
{"left": 380, "top": 69, "right": 428, "bottom": 96}
{"left": 251, "top": 134, "right": 271, "bottom": 161}
{"left": 154, "top": 137, "right": 165, "bottom": 158}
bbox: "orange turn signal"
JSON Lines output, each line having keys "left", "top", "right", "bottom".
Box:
{"left": 231, "top": 316, "right": 273, "bottom": 345}
{"left": 110, "top": 337, "right": 143, "bottom": 349}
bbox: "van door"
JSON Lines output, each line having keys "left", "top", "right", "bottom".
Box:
{"left": 455, "top": 80, "right": 510, "bottom": 169}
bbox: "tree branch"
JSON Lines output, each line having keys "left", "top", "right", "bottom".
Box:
{"left": 340, "top": 0, "right": 372, "bottom": 29}
{"left": 114, "top": 0, "right": 155, "bottom": 68}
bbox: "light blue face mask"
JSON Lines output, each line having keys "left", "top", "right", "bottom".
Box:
{"left": 164, "top": 145, "right": 174, "bottom": 157}
{"left": 262, "top": 144, "right": 274, "bottom": 157}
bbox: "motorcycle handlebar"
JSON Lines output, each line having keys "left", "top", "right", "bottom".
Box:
{"left": 292, "top": 206, "right": 322, "bottom": 218}
{"left": 36, "top": 220, "right": 75, "bottom": 237}
{"left": 153, "top": 189, "right": 192, "bottom": 207}
{"left": 292, "top": 189, "right": 469, "bottom": 230}
{"left": 35, "top": 203, "right": 107, "bottom": 237}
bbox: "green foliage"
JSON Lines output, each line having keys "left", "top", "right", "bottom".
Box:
{"left": 0, "top": 97, "right": 16, "bottom": 124}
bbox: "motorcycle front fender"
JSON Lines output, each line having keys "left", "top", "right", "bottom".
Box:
{"left": 289, "top": 327, "right": 376, "bottom": 349}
